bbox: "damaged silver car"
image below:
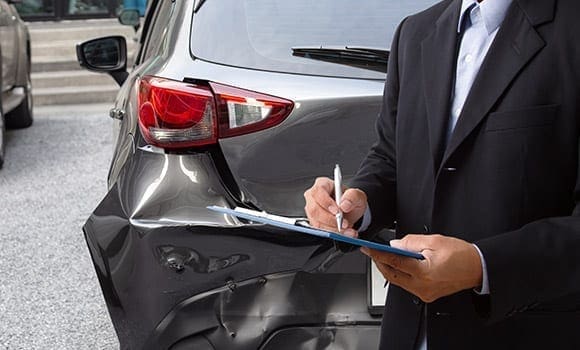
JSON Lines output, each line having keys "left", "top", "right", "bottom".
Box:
{"left": 77, "top": 0, "right": 435, "bottom": 348}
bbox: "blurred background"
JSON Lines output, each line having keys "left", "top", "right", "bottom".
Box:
{"left": 0, "top": 1, "right": 146, "bottom": 348}
{"left": 18, "top": 0, "right": 143, "bottom": 107}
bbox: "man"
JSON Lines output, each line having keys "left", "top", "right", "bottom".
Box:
{"left": 304, "top": 0, "right": 580, "bottom": 349}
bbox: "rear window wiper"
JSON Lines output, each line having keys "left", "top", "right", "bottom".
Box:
{"left": 291, "top": 46, "right": 389, "bottom": 73}
{"left": 194, "top": 0, "right": 207, "bottom": 12}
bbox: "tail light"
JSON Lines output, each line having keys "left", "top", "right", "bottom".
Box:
{"left": 138, "top": 76, "right": 294, "bottom": 149}
{"left": 209, "top": 82, "right": 294, "bottom": 138}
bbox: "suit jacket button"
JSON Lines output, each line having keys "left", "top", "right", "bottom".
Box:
{"left": 435, "top": 311, "right": 451, "bottom": 317}
{"left": 443, "top": 167, "right": 457, "bottom": 172}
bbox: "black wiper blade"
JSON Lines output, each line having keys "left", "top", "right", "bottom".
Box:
{"left": 292, "top": 46, "right": 389, "bottom": 73}
{"left": 194, "top": 0, "right": 207, "bottom": 12}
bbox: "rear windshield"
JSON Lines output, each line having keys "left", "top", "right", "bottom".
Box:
{"left": 191, "top": 0, "right": 437, "bottom": 79}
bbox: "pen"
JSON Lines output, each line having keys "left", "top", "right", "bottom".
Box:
{"left": 334, "top": 164, "right": 343, "bottom": 232}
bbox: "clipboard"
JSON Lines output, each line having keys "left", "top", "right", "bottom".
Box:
{"left": 207, "top": 205, "right": 424, "bottom": 260}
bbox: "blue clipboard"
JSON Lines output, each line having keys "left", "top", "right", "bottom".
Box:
{"left": 207, "top": 206, "right": 424, "bottom": 260}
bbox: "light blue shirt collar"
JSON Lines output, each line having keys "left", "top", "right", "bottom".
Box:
{"left": 458, "top": 0, "right": 512, "bottom": 34}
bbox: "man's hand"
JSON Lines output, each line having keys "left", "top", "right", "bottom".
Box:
{"left": 304, "top": 177, "right": 368, "bottom": 237}
{"left": 362, "top": 234, "right": 483, "bottom": 303}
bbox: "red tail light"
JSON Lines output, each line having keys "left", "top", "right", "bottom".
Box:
{"left": 138, "top": 76, "right": 294, "bottom": 149}
{"left": 138, "top": 76, "right": 218, "bottom": 149}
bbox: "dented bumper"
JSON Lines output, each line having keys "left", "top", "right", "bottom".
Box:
{"left": 83, "top": 148, "right": 380, "bottom": 349}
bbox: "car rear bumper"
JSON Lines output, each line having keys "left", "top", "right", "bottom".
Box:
{"left": 83, "top": 148, "right": 380, "bottom": 349}
{"left": 147, "top": 270, "right": 380, "bottom": 350}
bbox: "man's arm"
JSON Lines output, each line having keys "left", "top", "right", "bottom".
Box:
{"left": 476, "top": 213, "right": 580, "bottom": 323}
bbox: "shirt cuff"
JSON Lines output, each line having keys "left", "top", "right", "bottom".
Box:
{"left": 358, "top": 206, "right": 372, "bottom": 232}
{"left": 472, "top": 244, "right": 490, "bottom": 295}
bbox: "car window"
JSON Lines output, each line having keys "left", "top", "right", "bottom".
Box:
{"left": 191, "top": 0, "right": 437, "bottom": 79}
{"left": 140, "top": 0, "right": 174, "bottom": 63}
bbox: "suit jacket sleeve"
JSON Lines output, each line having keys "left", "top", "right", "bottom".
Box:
{"left": 475, "top": 188, "right": 580, "bottom": 323}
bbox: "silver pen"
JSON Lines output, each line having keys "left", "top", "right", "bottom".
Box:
{"left": 334, "top": 164, "right": 343, "bottom": 232}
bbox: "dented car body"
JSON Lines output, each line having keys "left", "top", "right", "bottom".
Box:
{"left": 79, "top": 0, "right": 435, "bottom": 348}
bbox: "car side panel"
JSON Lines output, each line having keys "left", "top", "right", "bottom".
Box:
{"left": 12, "top": 4, "right": 29, "bottom": 88}
{"left": 0, "top": 1, "right": 17, "bottom": 90}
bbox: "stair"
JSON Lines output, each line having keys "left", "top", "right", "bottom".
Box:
{"left": 28, "top": 18, "right": 137, "bottom": 106}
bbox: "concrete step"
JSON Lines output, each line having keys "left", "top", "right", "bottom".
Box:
{"left": 27, "top": 19, "right": 136, "bottom": 43}
{"left": 32, "top": 70, "right": 118, "bottom": 89}
{"left": 32, "top": 55, "right": 135, "bottom": 73}
{"left": 31, "top": 57, "right": 80, "bottom": 73}
{"left": 33, "top": 85, "right": 119, "bottom": 106}
{"left": 28, "top": 19, "right": 135, "bottom": 106}
{"left": 32, "top": 39, "right": 137, "bottom": 59}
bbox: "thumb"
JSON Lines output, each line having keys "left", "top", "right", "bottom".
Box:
{"left": 339, "top": 188, "right": 367, "bottom": 213}
{"left": 390, "top": 234, "right": 428, "bottom": 251}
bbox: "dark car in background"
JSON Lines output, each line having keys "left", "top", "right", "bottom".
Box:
{"left": 77, "top": 0, "right": 435, "bottom": 348}
{"left": 0, "top": 0, "right": 33, "bottom": 168}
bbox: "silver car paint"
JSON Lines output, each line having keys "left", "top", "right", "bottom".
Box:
{"left": 0, "top": 0, "right": 29, "bottom": 107}
{"left": 110, "top": 0, "right": 383, "bottom": 216}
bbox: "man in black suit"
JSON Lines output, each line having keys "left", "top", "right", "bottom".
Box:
{"left": 304, "top": 0, "right": 580, "bottom": 348}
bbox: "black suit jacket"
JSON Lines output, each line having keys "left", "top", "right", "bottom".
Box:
{"left": 350, "top": 0, "right": 580, "bottom": 349}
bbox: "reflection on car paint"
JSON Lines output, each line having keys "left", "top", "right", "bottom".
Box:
{"left": 84, "top": 148, "right": 378, "bottom": 348}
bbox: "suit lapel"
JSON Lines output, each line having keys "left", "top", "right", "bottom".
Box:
{"left": 421, "top": 0, "right": 462, "bottom": 172}
{"left": 440, "top": 0, "right": 554, "bottom": 168}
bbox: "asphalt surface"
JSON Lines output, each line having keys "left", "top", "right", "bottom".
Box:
{"left": 0, "top": 104, "right": 118, "bottom": 349}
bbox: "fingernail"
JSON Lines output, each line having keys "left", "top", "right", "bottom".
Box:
{"left": 341, "top": 219, "right": 349, "bottom": 229}
{"left": 390, "top": 239, "right": 402, "bottom": 248}
{"left": 341, "top": 199, "right": 353, "bottom": 212}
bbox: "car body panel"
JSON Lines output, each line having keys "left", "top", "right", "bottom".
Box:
{"left": 0, "top": 0, "right": 17, "bottom": 89}
{"left": 0, "top": 1, "right": 28, "bottom": 90}
{"left": 84, "top": 147, "right": 378, "bottom": 349}
{"left": 81, "top": 0, "right": 438, "bottom": 348}
{"left": 107, "top": 0, "right": 386, "bottom": 214}
{"left": 0, "top": 0, "right": 31, "bottom": 168}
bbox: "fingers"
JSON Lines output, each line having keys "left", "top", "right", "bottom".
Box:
{"left": 304, "top": 177, "right": 341, "bottom": 231}
{"left": 304, "top": 178, "right": 366, "bottom": 237}
{"left": 339, "top": 188, "right": 368, "bottom": 232}
{"left": 305, "top": 199, "right": 339, "bottom": 231}
{"left": 304, "top": 177, "right": 338, "bottom": 213}
{"left": 363, "top": 235, "right": 483, "bottom": 303}
{"left": 361, "top": 246, "right": 425, "bottom": 276}
{"left": 374, "top": 260, "right": 413, "bottom": 286}
{"left": 339, "top": 188, "right": 367, "bottom": 213}
{"left": 342, "top": 228, "right": 358, "bottom": 238}
{"left": 364, "top": 250, "right": 424, "bottom": 300}
{"left": 390, "top": 234, "right": 441, "bottom": 252}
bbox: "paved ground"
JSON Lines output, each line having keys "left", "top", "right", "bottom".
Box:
{"left": 0, "top": 104, "right": 118, "bottom": 349}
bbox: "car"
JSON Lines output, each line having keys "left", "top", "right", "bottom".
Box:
{"left": 0, "top": 0, "right": 33, "bottom": 168}
{"left": 77, "top": 0, "right": 435, "bottom": 349}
